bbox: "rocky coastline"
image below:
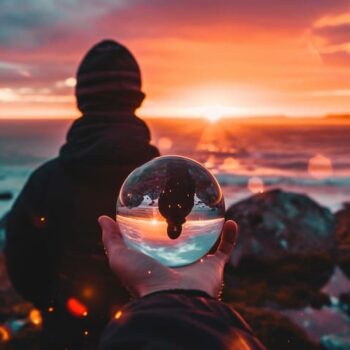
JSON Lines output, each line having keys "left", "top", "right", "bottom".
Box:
{"left": 0, "top": 189, "right": 349, "bottom": 349}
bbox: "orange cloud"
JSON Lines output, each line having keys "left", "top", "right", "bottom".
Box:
{"left": 1, "top": 0, "right": 350, "bottom": 118}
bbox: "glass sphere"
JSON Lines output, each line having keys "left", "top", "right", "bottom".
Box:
{"left": 116, "top": 155, "right": 225, "bottom": 267}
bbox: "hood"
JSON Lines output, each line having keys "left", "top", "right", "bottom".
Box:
{"left": 59, "top": 113, "right": 160, "bottom": 176}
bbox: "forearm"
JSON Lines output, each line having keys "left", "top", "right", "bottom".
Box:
{"left": 99, "top": 290, "right": 266, "bottom": 350}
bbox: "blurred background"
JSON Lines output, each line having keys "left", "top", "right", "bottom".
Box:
{"left": 1, "top": 1, "right": 350, "bottom": 349}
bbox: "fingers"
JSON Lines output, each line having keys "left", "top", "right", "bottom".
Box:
{"left": 215, "top": 220, "right": 238, "bottom": 263}
{"left": 98, "top": 215, "right": 126, "bottom": 257}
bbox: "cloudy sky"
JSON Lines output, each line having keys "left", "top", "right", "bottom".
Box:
{"left": 1, "top": 0, "right": 350, "bottom": 118}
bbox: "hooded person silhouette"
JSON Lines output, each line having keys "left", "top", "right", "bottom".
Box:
{"left": 5, "top": 39, "right": 159, "bottom": 350}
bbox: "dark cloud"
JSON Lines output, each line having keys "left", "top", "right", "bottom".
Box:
{"left": 0, "top": 0, "right": 131, "bottom": 48}
{"left": 130, "top": 0, "right": 348, "bottom": 23}
{"left": 0, "top": 0, "right": 349, "bottom": 49}
{"left": 314, "top": 23, "right": 350, "bottom": 45}
{"left": 0, "top": 0, "right": 349, "bottom": 96}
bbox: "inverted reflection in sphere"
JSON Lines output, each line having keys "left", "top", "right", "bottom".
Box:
{"left": 117, "top": 156, "right": 225, "bottom": 267}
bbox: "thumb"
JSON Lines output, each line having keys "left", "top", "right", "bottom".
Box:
{"left": 98, "top": 215, "right": 125, "bottom": 256}
{"left": 215, "top": 220, "right": 238, "bottom": 263}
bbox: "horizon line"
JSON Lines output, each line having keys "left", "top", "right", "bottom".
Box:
{"left": 1, "top": 113, "right": 350, "bottom": 121}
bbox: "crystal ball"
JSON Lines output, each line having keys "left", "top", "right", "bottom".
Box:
{"left": 116, "top": 155, "right": 225, "bottom": 267}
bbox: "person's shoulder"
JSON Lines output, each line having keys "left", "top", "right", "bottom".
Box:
{"left": 27, "top": 158, "right": 62, "bottom": 184}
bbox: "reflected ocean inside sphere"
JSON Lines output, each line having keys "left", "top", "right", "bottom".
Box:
{"left": 117, "top": 155, "right": 225, "bottom": 267}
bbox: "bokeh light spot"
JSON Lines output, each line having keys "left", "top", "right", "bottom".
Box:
{"left": 308, "top": 154, "right": 333, "bottom": 179}
{"left": 158, "top": 137, "right": 173, "bottom": 151}
{"left": 66, "top": 298, "right": 88, "bottom": 317}
{"left": 247, "top": 177, "right": 264, "bottom": 194}
{"left": 65, "top": 77, "right": 77, "bottom": 87}
{"left": 29, "top": 309, "right": 42, "bottom": 326}
{"left": 0, "top": 326, "right": 10, "bottom": 342}
{"left": 82, "top": 286, "right": 94, "bottom": 299}
{"left": 114, "top": 310, "right": 123, "bottom": 319}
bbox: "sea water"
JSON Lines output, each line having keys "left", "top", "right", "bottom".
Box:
{"left": 117, "top": 213, "right": 224, "bottom": 266}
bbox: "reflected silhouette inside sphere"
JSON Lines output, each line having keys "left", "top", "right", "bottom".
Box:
{"left": 158, "top": 162, "right": 196, "bottom": 239}
{"left": 117, "top": 156, "right": 225, "bottom": 267}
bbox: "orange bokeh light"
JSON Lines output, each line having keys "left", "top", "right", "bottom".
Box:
{"left": 66, "top": 298, "right": 88, "bottom": 317}
{"left": 29, "top": 309, "right": 42, "bottom": 326}
{"left": 248, "top": 177, "right": 264, "bottom": 194}
{"left": 114, "top": 310, "right": 123, "bottom": 320}
{"left": 158, "top": 137, "right": 173, "bottom": 151}
{"left": 82, "top": 286, "right": 94, "bottom": 299}
{"left": 308, "top": 154, "right": 333, "bottom": 179}
{"left": 0, "top": 326, "right": 10, "bottom": 342}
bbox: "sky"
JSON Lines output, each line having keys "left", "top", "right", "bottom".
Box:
{"left": 0, "top": 0, "right": 350, "bottom": 119}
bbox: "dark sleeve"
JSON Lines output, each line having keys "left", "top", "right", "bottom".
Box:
{"left": 4, "top": 164, "right": 54, "bottom": 308}
{"left": 99, "top": 290, "right": 266, "bottom": 350}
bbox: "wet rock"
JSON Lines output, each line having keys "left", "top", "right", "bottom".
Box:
{"left": 321, "top": 333, "right": 350, "bottom": 350}
{"left": 334, "top": 203, "right": 350, "bottom": 278}
{"left": 223, "top": 262, "right": 332, "bottom": 309}
{"left": 224, "top": 189, "right": 335, "bottom": 308}
{"left": 339, "top": 292, "right": 350, "bottom": 316}
{"left": 0, "top": 192, "right": 12, "bottom": 201}
{"left": 0, "top": 213, "right": 7, "bottom": 250}
{"left": 0, "top": 248, "right": 39, "bottom": 348}
{"left": 233, "top": 305, "right": 321, "bottom": 350}
{"left": 226, "top": 189, "right": 335, "bottom": 265}
{"left": 0, "top": 253, "right": 29, "bottom": 321}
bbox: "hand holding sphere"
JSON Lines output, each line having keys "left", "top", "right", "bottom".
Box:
{"left": 99, "top": 216, "right": 237, "bottom": 298}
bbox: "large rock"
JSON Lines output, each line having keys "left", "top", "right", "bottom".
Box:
{"left": 233, "top": 305, "right": 321, "bottom": 350}
{"left": 334, "top": 203, "right": 350, "bottom": 278}
{"left": 0, "top": 253, "right": 29, "bottom": 319}
{"left": 0, "top": 213, "right": 7, "bottom": 251}
{"left": 224, "top": 189, "right": 335, "bottom": 308}
{"left": 226, "top": 189, "right": 335, "bottom": 265}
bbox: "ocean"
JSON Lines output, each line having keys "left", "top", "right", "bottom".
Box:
{"left": 1, "top": 117, "right": 350, "bottom": 344}
{"left": 1, "top": 118, "right": 350, "bottom": 220}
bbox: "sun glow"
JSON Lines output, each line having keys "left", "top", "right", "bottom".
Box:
{"left": 203, "top": 105, "right": 224, "bottom": 122}
{"left": 151, "top": 218, "right": 159, "bottom": 225}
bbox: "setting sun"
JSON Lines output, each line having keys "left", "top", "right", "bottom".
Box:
{"left": 202, "top": 105, "right": 224, "bottom": 123}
